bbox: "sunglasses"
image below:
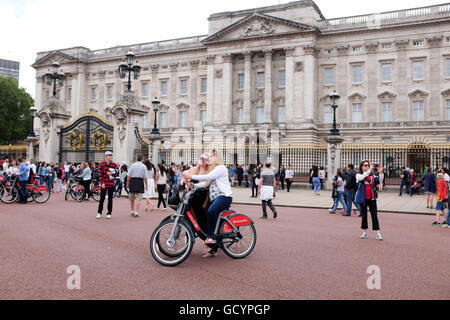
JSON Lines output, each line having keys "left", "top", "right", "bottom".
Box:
{"left": 363, "top": 164, "right": 370, "bottom": 167}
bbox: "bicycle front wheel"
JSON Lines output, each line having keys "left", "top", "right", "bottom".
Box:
{"left": 71, "top": 184, "right": 85, "bottom": 202}
{"left": 0, "top": 186, "right": 19, "bottom": 204}
{"left": 150, "top": 219, "right": 194, "bottom": 267}
{"left": 32, "top": 186, "right": 51, "bottom": 203}
{"left": 220, "top": 223, "right": 257, "bottom": 259}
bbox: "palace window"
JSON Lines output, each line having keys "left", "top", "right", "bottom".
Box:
{"left": 413, "top": 100, "right": 424, "bottom": 121}
{"left": 352, "top": 103, "right": 363, "bottom": 123}
{"left": 352, "top": 65, "right": 362, "bottom": 84}
{"left": 106, "top": 114, "right": 112, "bottom": 123}
{"left": 91, "top": 87, "right": 97, "bottom": 101}
{"left": 180, "top": 79, "right": 188, "bottom": 95}
{"left": 256, "top": 107, "right": 264, "bottom": 124}
{"left": 200, "top": 77, "right": 207, "bottom": 94}
{"left": 324, "top": 105, "right": 333, "bottom": 124}
{"left": 142, "top": 83, "right": 149, "bottom": 98}
{"left": 278, "top": 106, "right": 286, "bottom": 123}
{"left": 160, "top": 112, "right": 167, "bottom": 128}
{"left": 200, "top": 110, "right": 207, "bottom": 126}
{"left": 161, "top": 81, "right": 168, "bottom": 96}
{"left": 107, "top": 85, "right": 113, "bottom": 101}
{"left": 446, "top": 59, "right": 450, "bottom": 78}
{"left": 325, "top": 49, "right": 335, "bottom": 55}
{"left": 353, "top": 138, "right": 361, "bottom": 143}
{"left": 142, "top": 115, "right": 148, "bottom": 129}
{"left": 278, "top": 70, "right": 286, "bottom": 88}
{"left": 381, "top": 43, "right": 392, "bottom": 49}
{"left": 383, "top": 138, "right": 392, "bottom": 143}
{"left": 325, "top": 68, "right": 334, "bottom": 86}
{"left": 413, "top": 40, "right": 424, "bottom": 47}
{"left": 67, "top": 87, "right": 72, "bottom": 102}
{"left": 382, "top": 102, "right": 393, "bottom": 122}
{"left": 353, "top": 46, "right": 362, "bottom": 52}
{"left": 179, "top": 111, "right": 187, "bottom": 128}
{"left": 413, "top": 61, "right": 424, "bottom": 80}
{"left": 257, "top": 72, "right": 265, "bottom": 89}
{"left": 446, "top": 100, "right": 450, "bottom": 120}
{"left": 382, "top": 64, "right": 392, "bottom": 82}
{"left": 237, "top": 73, "right": 244, "bottom": 90}
{"left": 236, "top": 107, "right": 244, "bottom": 124}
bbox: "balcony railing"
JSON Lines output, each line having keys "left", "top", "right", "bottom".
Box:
{"left": 317, "top": 120, "right": 450, "bottom": 129}
{"left": 317, "top": 3, "right": 450, "bottom": 30}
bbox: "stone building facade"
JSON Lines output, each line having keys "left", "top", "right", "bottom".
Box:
{"left": 32, "top": 0, "right": 450, "bottom": 174}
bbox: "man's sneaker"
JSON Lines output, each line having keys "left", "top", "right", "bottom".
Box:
{"left": 96, "top": 214, "right": 101, "bottom": 219}
{"left": 361, "top": 232, "right": 368, "bottom": 239}
{"left": 432, "top": 221, "right": 441, "bottom": 226}
{"left": 376, "top": 234, "right": 384, "bottom": 241}
{"left": 329, "top": 209, "right": 336, "bottom": 214}
{"left": 134, "top": 212, "right": 140, "bottom": 217}
{"left": 130, "top": 211, "right": 135, "bottom": 216}
{"left": 106, "top": 214, "right": 111, "bottom": 219}
{"left": 441, "top": 224, "right": 449, "bottom": 228}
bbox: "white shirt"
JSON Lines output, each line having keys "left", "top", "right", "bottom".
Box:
{"left": 319, "top": 170, "right": 326, "bottom": 179}
{"left": 192, "top": 165, "right": 232, "bottom": 198}
{"left": 8, "top": 166, "right": 19, "bottom": 175}
{"left": 3, "top": 162, "right": 9, "bottom": 172}
{"left": 445, "top": 173, "right": 450, "bottom": 183}
{"left": 64, "top": 164, "right": 71, "bottom": 172}
{"left": 285, "top": 170, "right": 294, "bottom": 179}
{"left": 30, "top": 163, "right": 37, "bottom": 175}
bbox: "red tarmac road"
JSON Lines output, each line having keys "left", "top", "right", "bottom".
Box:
{"left": 0, "top": 192, "right": 449, "bottom": 300}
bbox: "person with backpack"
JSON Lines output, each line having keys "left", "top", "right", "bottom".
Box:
{"left": 399, "top": 166, "right": 411, "bottom": 197}
{"left": 344, "top": 164, "right": 361, "bottom": 217}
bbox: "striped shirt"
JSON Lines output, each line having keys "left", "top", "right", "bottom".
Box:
{"left": 128, "top": 162, "right": 149, "bottom": 179}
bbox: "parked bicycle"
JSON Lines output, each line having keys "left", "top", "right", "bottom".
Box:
{"left": 0, "top": 174, "right": 50, "bottom": 204}
{"left": 64, "top": 177, "right": 85, "bottom": 202}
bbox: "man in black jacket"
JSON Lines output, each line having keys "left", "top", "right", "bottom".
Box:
{"left": 344, "top": 164, "right": 361, "bottom": 216}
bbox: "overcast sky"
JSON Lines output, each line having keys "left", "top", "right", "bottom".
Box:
{"left": 0, "top": 0, "right": 446, "bottom": 98}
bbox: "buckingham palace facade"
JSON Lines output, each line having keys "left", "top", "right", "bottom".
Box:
{"left": 32, "top": 0, "right": 450, "bottom": 175}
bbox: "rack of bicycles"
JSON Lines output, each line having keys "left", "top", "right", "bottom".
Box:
{"left": 0, "top": 175, "right": 51, "bottom": 204}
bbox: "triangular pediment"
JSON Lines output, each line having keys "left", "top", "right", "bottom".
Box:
{"left": 408, "top": 89, "right": 429, "bottom": 98}
{"left": 32, "top": 51, "right": 80, "bottom": 68}
{"left": 202, "top": 13, "right": 317, "bottom": 44}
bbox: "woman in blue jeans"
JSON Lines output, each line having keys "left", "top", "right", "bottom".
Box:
{"left": 310, "top": 165, "right": 321, "bottom": 195}
{"left": 185, "top": 149, "right": 232, "bottom": 258}
{"left": 329, "top": 169, "right": 348, "bottom": 214}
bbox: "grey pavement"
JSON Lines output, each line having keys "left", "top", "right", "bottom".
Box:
{"left": 230, "top": 186, "right": 437, "bottom": 216}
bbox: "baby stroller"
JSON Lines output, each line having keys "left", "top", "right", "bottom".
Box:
{"left": 411, "top": 180, "right": 425, "bottom": 196}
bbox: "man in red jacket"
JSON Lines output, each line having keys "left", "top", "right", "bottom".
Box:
{"left": 96, "top": 151, "right": 118, "bottom": 219}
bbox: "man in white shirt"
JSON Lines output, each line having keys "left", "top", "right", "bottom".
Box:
{"left": 64, "top": 162, "right": 71, "bottom": 183}
{"left": 127, "top": 155, "right": 149, "bottom": 217}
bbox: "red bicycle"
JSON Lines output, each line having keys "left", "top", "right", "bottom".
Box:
{"left": 0, "top": 175, "right": 50, "bottom": 204}
{"left": 150, "top": 186, "right": 257, "bottom": 267}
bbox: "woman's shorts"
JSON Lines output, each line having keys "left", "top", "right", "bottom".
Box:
{"left": 436, "top": 201, "right": 446, "bottom": 211}
{"left": 425, "top": 191, "right": 435, "bottom": 195}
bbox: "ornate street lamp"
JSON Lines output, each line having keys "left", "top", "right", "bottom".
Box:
{"left": 45, "top": 61, "right": 65, "bottom": 97}
{"left": 329, "top": 89, "right": 341, "bottom": 136}
{"left": 29, "top": 105, "right": 37, "bottom": 137}
{"left": 119, "top": 48, "right": 141, "bottom": 91}
{"left": 150, "top": 97, "right": 161, "bottom": 138}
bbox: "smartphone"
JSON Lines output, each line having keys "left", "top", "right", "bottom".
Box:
{"left": 373, "top": 164, "right": 380, "bottom": 168}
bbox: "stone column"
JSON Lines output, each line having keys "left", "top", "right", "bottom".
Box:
{"left": 264, "top": 49, "right": 273, "bottom": 124}
{"left": 26, "top": 136, "right": 38, "bottom": 161}
{"left": 394, "top": 40, "right": 409, "bottom": 121}
{"left": 303, "top": 45, "right": 319, "bottom": 126}
{"left": 222, "top": 54, "right": 233, "bottom": 125}
{"left": 149, "top": 64, "right": 159, "bottom": 125}
{"left": 365, "top": 42, "right": 378, "bottom": 122}
{"left": 149, "top": 139, "right": 161, "bottom": 164}
{"left": 285, "top": 47, "right": 295, "bottom": 123}
{"left": 206, "top": 55, "right": 216, "bottom": 126}
{"left": 243, "top": 51, "right": 252, "bottom": 124}
{"left": 326, "top": 135, "right": 344, "bottom": 189}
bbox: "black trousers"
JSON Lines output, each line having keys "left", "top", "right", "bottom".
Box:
{"left": 360, "top": 199, "right": 380, "bottom": 231}
{"left": 286, "top": 179, "right": 293, "bottom": 192}
{"left": 81, "top": 179, "right": 92, "bottom": 199}
{"left": 98, "top": 187, "right": 114, "bottom": 215}
{"left": 251, "top": 182, "right": 257, "bottom": 197}
{"left": 262, "top": 200, "right": 277, "bottom": 217}
{"left": 280, "top": 178, "right": 285, "bottom": 190}
{"left": 157, "top": 184, "right": 166, "bottom": 208}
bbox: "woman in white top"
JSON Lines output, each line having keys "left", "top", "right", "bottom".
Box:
{"left": 185, "top": 149, "right": 233, "bottom": 255}
{"left": 285, "top": 166, "right": 294, "bottom": 192}
{"left": 143, "top": 160, "right": 156, "bottom": 211}
{"left": 7, "top": 160, "right": 19, "bottom": 176}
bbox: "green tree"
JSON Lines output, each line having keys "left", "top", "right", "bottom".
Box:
{"left": 0, "top": 77, "right": 34, "bottom": 144}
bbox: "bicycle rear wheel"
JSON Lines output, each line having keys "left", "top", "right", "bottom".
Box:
{"left": 220, "top": 223, "right": 257, "bottom": 259}
{"left": 32, "top": 186, "right": 51, "bottom": 203}
{"left": 91, "top": 184, "right": 101, "bottom": 202}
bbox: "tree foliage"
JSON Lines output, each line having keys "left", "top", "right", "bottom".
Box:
{"left": 0, "top": 77, "right": 34, "bottom": 144}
